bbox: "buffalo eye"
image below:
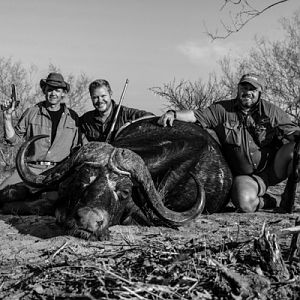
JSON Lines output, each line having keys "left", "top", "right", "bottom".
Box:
{"left": 117, "top": 188, "right": 131, "bottom": 200}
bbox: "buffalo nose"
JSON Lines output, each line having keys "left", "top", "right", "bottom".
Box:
{"left": 76, "top": 207, "right": 108, "bottom": 232}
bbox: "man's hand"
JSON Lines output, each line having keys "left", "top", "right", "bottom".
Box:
{"left": 157, "top": 110, "right": 176, "bottom": 127}
{"left": 1, "top": 97, "right": 16, "bottom": 141}
{"left": 2, "top": 99, "right": 16, "bottom": 119}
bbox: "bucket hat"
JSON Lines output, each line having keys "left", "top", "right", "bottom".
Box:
{"left": 40, "top": 72, "right": 70, "bottom": 93}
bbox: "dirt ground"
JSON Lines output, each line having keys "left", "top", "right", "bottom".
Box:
{"left": 1, "top": 182, "right": 300, "bottom": 299}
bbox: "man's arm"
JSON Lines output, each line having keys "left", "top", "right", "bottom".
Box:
{"left": 126, "top": 106, "right": 155, "bottom": 119}
{"left": 3, "top": 101, "right": 17, "bottom": 141}
{"left": 157, "top": 110, "right": 196, "bottom": 127}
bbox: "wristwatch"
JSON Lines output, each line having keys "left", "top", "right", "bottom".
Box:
{"left": 167, "top": 109, "right": 177, "bottom": 119}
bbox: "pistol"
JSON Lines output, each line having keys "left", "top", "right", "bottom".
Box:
{"left": 0, "top": 84, "right": 20, "bottom": 111}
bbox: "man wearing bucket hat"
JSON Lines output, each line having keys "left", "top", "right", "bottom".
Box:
{"left": 158, "top": 73, "right": 300, "bottom": 213}
{"left": 0, "top": 72, "right": 80, "bottom": 208}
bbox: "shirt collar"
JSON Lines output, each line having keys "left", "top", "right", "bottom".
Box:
{"left": 39, "top": 101, "right": 68, "bottom": 115}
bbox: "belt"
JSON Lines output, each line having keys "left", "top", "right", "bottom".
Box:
{"left": 27, "top": 161, "right": 57, "bottom": 166}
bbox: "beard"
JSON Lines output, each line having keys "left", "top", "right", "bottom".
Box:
{"left": 238, "top": 93, "right": 259, "bottom": 109}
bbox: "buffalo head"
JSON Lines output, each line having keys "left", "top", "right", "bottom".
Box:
{"left": 16, "top": 135, "right": 205, "bottom": 240}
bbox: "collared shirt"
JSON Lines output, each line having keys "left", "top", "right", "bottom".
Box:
{"left": 79, "top": 100, "right": 154, "bottom": 143}
{"left": 194, "top": 98, "right": 299, "bottom": 175}
{"left": 7, "top": 101, "right": 80, "bottom": 163}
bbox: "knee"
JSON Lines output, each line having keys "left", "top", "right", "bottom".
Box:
{"left": 232, "top": 189, "right": 259, "bottom": 213}
{"left": 239, "top": 196, "right": 259, "bottom": 212}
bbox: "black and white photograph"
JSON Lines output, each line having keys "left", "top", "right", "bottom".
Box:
{"left": 1, "top": 0, "right": 300, "bottom": 299}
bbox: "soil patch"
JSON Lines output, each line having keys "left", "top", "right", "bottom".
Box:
{"left": 1, "top": 208, "right": 300, "bottom": 299}
{"left": 1, "top": 181, "right": 300, "bottom": 299}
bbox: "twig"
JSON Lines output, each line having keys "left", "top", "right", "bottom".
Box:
{"left": 279, "top": 225, "right": 300, "bottom": 236}
{"left": 51, "top": 241, "right": 68, "bottom": 259}
{"left": 209, "top": 258, "right": 250, "bottom": 295}
{"left": 187, "top": 280, "right": 199, "bottom": 293}
{"left": 106, "top": 269, "right": 134, "bottom": 285}
{"left": 207, "top": 0, "right": 289, "bottom": 40}
{"left": 122, "top": 286, "right": 147, "bottom": 300}
{"left": 288, "top": 217, "right": 300, "bottom": 262}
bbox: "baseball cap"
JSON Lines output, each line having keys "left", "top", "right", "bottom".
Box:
{"left": 239, "top": 73, "right": 265, "bottom": 90}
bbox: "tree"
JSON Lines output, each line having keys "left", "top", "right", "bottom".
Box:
{"left": 206, "top": 0, "right": 290, "bottom": 40}
{"left": 154, "top": 11, "right": 300, "bottom": 123}
{"left": 219, "top": 11, "right": 300, "bottom": 122}
{"left": 150, "top": 74, "right": 229, "bottom": 111}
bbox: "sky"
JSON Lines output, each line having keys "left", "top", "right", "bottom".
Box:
{"left": 0, "top": 0, "right": 299, "bottom": 115}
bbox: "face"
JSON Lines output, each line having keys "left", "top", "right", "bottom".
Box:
{"left": 90, "top": 86, "right": 112, "bottom": 113}
{"left": 57, "top": 164, "right": 132, "bottom": 240}
{"left": 237, "top": 82, "right": 261, "bottom": 109}
{"left": 44, "top": 86, "right": 66, "bottom": 106}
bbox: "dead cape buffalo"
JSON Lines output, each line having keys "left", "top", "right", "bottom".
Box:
{"left": 11, "top": 117, "right": 232, "bottom": 240}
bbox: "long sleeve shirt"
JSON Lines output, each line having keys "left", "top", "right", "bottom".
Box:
{"left": 6, "top": 101, "right": 80, "bottom": 163}
{"left": 194, "top": 98, "right": 299, "bottom": 175}
{"left": 80, "top": 100, "right": 154, "bottom": 143}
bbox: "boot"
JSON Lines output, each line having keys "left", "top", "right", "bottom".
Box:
{"left": 258, "top": 193, "right": 281, "bottom": 210}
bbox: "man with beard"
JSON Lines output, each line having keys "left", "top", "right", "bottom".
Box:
{"left": 158, "top": 73, "right": 300, "bottom": 213}
{"left": 0, "top": 72, "right": 80, "bottom": 201}
{"left": 80, "top": 79, "right": 154, "bottom": 143}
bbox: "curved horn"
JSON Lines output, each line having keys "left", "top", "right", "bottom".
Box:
{"left": 16, "top": 135, "right": 50, "bottom": 187}
{"left": 110, "top": 148, "right": 205, "bottom": 226}
{"left": 16, "top": 134, "right": 87, "bottom": 188}
{"left": 17, "top": 137, "right": 118, "bottom": 189}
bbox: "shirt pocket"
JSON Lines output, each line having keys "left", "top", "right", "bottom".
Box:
{"left": 223, "top": 121, "right": 242, "bottom": 146}
{"left": 28, "top": 121, "right": 50, "bottom": 136}
{"left": 254, "top": 117, "right": 274, "bottom": 146}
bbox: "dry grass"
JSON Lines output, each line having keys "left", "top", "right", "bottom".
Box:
{"left": 1, "top": 214, "right": 300, "bottom": 300}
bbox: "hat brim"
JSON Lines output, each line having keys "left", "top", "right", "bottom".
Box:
{"left": 40, "top": 79, "right": 70, "bottom": 93}
{"left": 239, "top": 79, "right": 262, "bottom": 90}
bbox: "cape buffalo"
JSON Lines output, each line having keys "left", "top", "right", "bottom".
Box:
{"left": 11, "top": 117, "right": 232, "bottom": 240}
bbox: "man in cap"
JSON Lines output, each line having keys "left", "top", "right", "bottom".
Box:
{"left": 158, "top": 73, "right": 300, "bottom": 213}
{"left": 80, "top": 79, "right": 154, "bottom": 143}
{"left": 0, "top": 72, "right": 80, "bottom": 209}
